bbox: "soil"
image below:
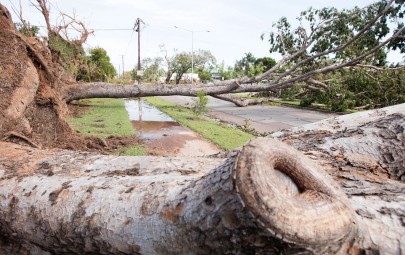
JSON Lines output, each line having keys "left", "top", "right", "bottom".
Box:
{"left": 0, "top": 8, "right": 131, "bottom": 154}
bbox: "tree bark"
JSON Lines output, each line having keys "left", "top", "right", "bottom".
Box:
{"left": 61, "top": 81, "right": 242, "bottom": 103}
{"left": 0, "top": 139, "right": 355, "bottom": 255}
{"left": 211, "top": 94, "right": 263, "bottom": 107}
{"left": 1, "top": 104, "right": 404, "bottom": 254}
{"left": 272, "top": 103, "right": 405, "bottom": 254}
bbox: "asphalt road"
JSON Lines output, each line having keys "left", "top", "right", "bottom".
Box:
{"left": 159, "top": 96, "right": 337, "bottom": 134}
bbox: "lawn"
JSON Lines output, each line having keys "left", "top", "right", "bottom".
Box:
{"left": 67, "top": 98, "right": 144, "bottom": 155}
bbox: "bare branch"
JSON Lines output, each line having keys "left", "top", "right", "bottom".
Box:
{"left": 354, "top": 64, "right": 405, "bottom": 71}
{"left": 302, "top": 84, "right": 324, "bottom": 92}
{"left": 267, "top": 0, "right": 395, "bottom": 85}
{"left": 248, "top": 0, "right": 396, "bottom": 87}
{"left": 250, "top": 16, "right": 339, "bottom": 83}
{"left": 306, "top": 78, "right": 329, "bottom": 89}
{"left": 33, "top": 0, "right": 52, "bottom": 35}
{"left": 59, "top": 12, "right": 93, "bottom": 43}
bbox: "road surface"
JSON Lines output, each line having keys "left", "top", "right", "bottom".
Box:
{"left": 160, "top": 96, "right": 337, "bottom": 133}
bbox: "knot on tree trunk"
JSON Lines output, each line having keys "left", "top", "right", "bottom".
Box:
{"left": 234, "top": 138, "right": 357, "bottom": 252}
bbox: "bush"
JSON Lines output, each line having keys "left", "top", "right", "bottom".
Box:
{"left": 191, "top": 90, "right": 209, "bottom": 115}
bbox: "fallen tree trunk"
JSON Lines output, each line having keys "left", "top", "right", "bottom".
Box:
{"left": 0, "top": 139, "right": 354, "bottom": 255}
{"left": 272, "top": 103, "right": 405, "bottom": 254}
{"left": 1, "top": 105, "right": 404, "bottom": 254}
{"left": 211, "top": 94, "right": 263, "bottom": 107}
{"left": 61, "top": 81, "right": 242, "bottom": 103}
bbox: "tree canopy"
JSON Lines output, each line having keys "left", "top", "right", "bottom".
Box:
{"left": 137, "top": 57, "right": 165, "bottom": 83}
{"left": 234, "top": 53, "right": 277, "bottom": 77}
{"left": 162, "top": 48, "right": 216, "bottom": 84}
{"left": 77, "top": 47, "right": 116, "bottom": 82}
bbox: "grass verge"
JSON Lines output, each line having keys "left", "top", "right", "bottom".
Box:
{"left": 144, "top": 97, "right": 254, "bottom": 150}
{"left": 67, "top": 98, "right": 144, "bottom": 155}
{"left": 115, "top": 144, "right": 145, "bottom": 156}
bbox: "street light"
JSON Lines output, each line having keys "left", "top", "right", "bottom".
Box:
{"left": 174, "top": 26, "right": 210, "bottom": 84}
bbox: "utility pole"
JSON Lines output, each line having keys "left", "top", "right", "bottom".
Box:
{"left": 134, "top": 18, "right": 145, "bottom": 121}
{"left": 119, "top": 55, "right": 125, "bottom": 79}
{"left": 134, "top": 18, "right": 145, "bottom": 85}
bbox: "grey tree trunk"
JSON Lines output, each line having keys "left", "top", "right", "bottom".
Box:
{"left": 1, "top": 104, "right": 404, "bottom": 254}
{"left": 62, "top": 81, "right": 241, "bottom": 103}
{"left": 211, "top": 94, "right": 264, "bottom": 107}
{"left": 271, "top": 103, "right": 405, "bottom": 254}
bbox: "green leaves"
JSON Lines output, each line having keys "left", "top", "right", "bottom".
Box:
{"left": 165, "top": 49, "right": 216, "bottom": 84}
{"left": 234, "top": 53, "right": 276, "bottom": 77}
{"left": 77, "top": 47, "right": 116, "bottom": 82}
{"left": 191, "top": 90, "right": 209, "bottom": 115}
{"left": 15, "top": 21, "right": 39, "bottom": 37}
{"left": 263, "top": 1, "right": 403, "bottom": 67}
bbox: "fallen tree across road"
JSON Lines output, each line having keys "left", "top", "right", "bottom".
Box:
{"left": 1, "top": 104, "right": 404, "bottom": 254}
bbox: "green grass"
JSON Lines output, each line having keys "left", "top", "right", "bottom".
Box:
{"left": 115, "top": 144, "right": 145, "bottom": 156}
{"left": 68, "top": 98, "right": 134, "bottom": 138}
{"left": 144, "top": 97, "right": 254, "bottom": 150}
{"left": 67, "top": 98, "right": 145, "bottom": 156}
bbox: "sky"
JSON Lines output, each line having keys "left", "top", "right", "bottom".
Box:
{"left": 4, "top": 0, "right": 401, "bottom": 74}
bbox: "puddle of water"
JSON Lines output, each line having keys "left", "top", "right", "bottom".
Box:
{"left": 125, "top": 99, "right": 175, "bottom": 122}
{"left": 124, "top": 98, "right": 221, "bottom": 156}
{"left": 131, "top": 120, "right": 180, "bottom": 132}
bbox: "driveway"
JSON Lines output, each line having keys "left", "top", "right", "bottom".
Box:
{"left": 159, "top": 96, "right": 337, "bottom": 133}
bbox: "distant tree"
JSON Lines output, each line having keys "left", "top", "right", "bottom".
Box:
{"left": 254, "top": 57, "right": 276, "bottom": 73}
{"left": 217, "top": 61, "right": 238, "bottom": 80}
{"left": 234, "top": 53, "right": 277, "bottom": 77}
{"left": 137, "top": 57, "right": 164, "bottom": 83}
{"left": 234, "top": 52, "right": 257, "bottom": 77}
{"left": 196, "top": 67, "right": 212, "bottom": 83}
{"left": 77, "top": 47, "right": 116, "bottom": 82}
{"left": 163, "top": 49, "right": 216, "bottom": 84}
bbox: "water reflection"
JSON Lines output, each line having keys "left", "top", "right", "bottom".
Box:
{"left": 124, "top": 98, "right": 221, "bottom": 156}
{"left": 125, "top": 99, "right": 175, "bottom": 122}
{"left": 131, "top": 120, "right": 180, "bottom": 132}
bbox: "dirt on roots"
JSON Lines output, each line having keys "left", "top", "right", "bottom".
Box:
{"left": 0, "top": 6, "right": 141, "bottom": 154}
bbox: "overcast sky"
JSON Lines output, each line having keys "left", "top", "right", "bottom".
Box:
{"left": 6, "top": 0, "right": 400, "bottom": 73}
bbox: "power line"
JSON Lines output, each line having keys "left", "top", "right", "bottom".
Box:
{"left": 124, "top": 30, "right": 135, "bottom": 55}
{"left": 88, "top": 28, "right": 134, "bottom": 31}
{"left": 34, "top": 25, "right": 133, "bottom": 31}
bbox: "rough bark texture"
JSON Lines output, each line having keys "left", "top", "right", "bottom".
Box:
{"left": 61, "top": 81, "right": 241, "bottom": 103}
{"left": 0, "top": 139, "right": 353, "bottom": 255}
{"left": 211, "top": 94, "right": 263, "bottom": 107}
{"left": 1, "top": 105, "right": 404, "bottom": 254}
{"left": 272, "top": 103, "right": 405, "bottom": 254}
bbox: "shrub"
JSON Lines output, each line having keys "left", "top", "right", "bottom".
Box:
{"left": 191, "top": 90, "right": 209, "bottom": 115}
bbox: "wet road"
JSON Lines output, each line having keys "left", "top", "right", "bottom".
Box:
{"left": 160, "top": 96, "right": 337, "bottom": 133}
